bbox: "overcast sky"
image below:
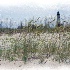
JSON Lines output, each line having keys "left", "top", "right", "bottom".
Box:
{"left": 0, "top": 0, "right": 69, "bottom": 20}
{"left": 0, "top": 0, "right": 70, "bottom": 7}
{"left": 0, "top": 0, "right": 70, "bottom": 28}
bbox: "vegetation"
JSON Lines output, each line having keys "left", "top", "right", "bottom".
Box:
{"left": 0, "top": 17, "right": 70, "bottom": 64}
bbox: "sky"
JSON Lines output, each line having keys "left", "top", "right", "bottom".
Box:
{"left": 0, "top": 0, "right": 70, "bottom": 28}
{"left": 0, "top": 0, "right": 70, "bottom": 7}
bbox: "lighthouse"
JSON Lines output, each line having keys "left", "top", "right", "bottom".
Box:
{"left": 57, "top": 11, "right": 60, "bottom": 27}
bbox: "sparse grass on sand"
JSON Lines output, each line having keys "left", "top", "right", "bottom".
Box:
{"left": 0, "top": 32, "right": 70, "bottom": 64}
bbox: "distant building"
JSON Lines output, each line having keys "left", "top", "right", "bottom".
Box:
{"left": 17, "top": 21, "right": 23, "bottom": 29}
{"left": 56, "top": 11, "right": 63, "bottom": 27}
{"left": 0, "top": 21, "right": 2, "bottom": 28}
{"left": 57, "top": 11, "right": 60, "bottom": 27}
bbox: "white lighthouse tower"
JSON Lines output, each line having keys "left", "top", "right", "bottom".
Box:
{"left": 57, "top": 11, "right": 60, "bottom": 27}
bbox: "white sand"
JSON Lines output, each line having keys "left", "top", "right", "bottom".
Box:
{"left": 0, "top": 59, "right": 70, "bottom": 70}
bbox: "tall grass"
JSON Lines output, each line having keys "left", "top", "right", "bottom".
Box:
{"left": 0, "top": 17, "right": 70, "bottom": 64}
